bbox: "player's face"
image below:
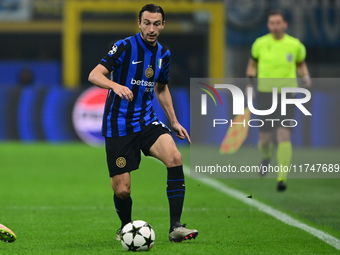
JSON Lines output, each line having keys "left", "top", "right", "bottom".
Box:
{"left": 267, "top": 15, "right": 287, "bottom": 38}
{"left": 138, "top": 11, "right": 165, "bottom": 46}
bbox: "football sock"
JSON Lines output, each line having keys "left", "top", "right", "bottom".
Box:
{"left": 258, "top": 141, "right": 273, "bottom": 160}
{"left": 167, "top": 166, "right": 185, "bottom": 230}
{"left": 277, "top": 141, "right": 292, "bottom": 182}
{"left": 113, "top": 194, "right": 132, "bottom": 229}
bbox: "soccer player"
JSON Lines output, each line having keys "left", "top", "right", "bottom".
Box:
{"left": 88, "top": 4, "right": 198, "bottom": 242}
{"left": 246, "top": 10, "right": 311, "bottom": 191}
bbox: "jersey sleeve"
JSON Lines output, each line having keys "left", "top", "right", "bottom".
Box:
{"left": 99, "top": 41, "right": 126, "bottom": 72}
{"left": 251, "top": 39, "right": 259, "bottom": 61}
{"left": 157, "top": 52, "right": 171, "bottom": 85}
{"left": 296, "top": 40, "right": 306, "bottom": 63}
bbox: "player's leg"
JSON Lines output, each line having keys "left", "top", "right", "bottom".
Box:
{"left": 275, "top": 92, "right": 295, "bottom": 191}
{"left": 140, "top": 122, "right": 198, "bottom": 242}
{"left": 258, "top": 131, "right": 274, "bottom": 175}
{"left": 148, "top": 133, "right": 198, "bottom": 242}
{"left": 258, "top": 131, "right": 274, "bottom": 159}
{"left": 149, "top": 133, "right": 182, "bottom": 166}
{"left": 276, "top": 127, "right": 292, "bottom": 191}
{"left": 111, "top": 172, "right": 132, "bottom": 231}
{"left": 148, "top": 133, "right": 184, "bottom": 227}
{"left": 105, "top": 135, "right": 141, "bottom": 239}
{"left": 257, "top": 92, "right": 275, "bottom": 175}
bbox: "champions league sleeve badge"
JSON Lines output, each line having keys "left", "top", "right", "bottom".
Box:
{"left": 108, "top": 44, "right": 118, "bottom": 55}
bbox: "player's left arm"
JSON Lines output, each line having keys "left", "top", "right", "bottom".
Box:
{"left": 154, "top": 83, "right": 191, "bottom": 143}
{"left": 296, "top": 41, "right": 311, "bottom": 88}
{"left": 296, "top": 61, "right": 311, "bottom": 88}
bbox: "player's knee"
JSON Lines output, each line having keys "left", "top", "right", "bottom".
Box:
{"left": 277, "top": 128, "right": 291, "bottom": 143}
{"left": 259, "top": 136, "right": 272, "bottom": 147}
{"left": 114, "top": 187, "right": 131, "bottom": 200}
{"left": 260, "top": 140, "right": 271, "bottom": 148}
{"left": 166, "top": 150, "right": 182, "bottom": 167}
{"left": 259, "top": 132, "right": 272, "bottom": 147}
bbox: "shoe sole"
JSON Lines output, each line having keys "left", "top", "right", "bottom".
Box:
{"left": 169, "top": 231, "right": 198, "bottom": 242}
{"left": 0, "top": 229, "right": 16, "bottom": 243}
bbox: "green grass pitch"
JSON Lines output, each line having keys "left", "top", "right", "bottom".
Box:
{"left": 0, "top": 143, "right": 339, "bottom": 254}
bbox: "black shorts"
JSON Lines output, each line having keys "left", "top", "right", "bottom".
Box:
{"left": 256, "top": 92, "right": 296, "bottom": 132}
{"left": 105, "top": 121, "right": 171, "bottom": 177}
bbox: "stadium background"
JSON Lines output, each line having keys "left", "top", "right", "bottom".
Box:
{"left": 0, "top": 0, "right": 339, "bottom": 147}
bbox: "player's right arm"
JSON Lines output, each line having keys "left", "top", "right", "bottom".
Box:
{"left": 88, "top": 65, "right": 133, "bottom": 102}
{"left": 245, "top": 58, "right": 257, "bottom": 98}
{"left": 245, "top": 38, "right": 259, "bottom": 97}
{"left": 246, "top": 58, "right": 258, "bottom": 78}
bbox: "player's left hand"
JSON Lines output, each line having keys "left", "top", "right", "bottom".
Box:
{"left": 172, "top": 122, "right": 191, "bottom": 143}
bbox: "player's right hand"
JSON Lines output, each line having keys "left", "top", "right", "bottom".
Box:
{"left": 113, "top": 84, "right": 134, "bottom": 101}
{"left": 172, "top": 122, "right": 191, "bottom": 143}
{"left": 302, "top": 75, "right": 312, "bottom": 88}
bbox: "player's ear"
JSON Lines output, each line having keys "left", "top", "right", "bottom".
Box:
{"left": 284, "top": 21, "right": 288, "bottom": 29}
{"left": 162, "top": 20, "right": 166, "bottom": 28}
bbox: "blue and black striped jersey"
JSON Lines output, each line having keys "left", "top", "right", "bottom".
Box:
{"left": 99, "top": 32, "right": 171, "bottom": 137}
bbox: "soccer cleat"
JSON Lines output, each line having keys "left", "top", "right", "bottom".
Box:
{"left": 277, "top": 180, "right": 287, "bottom": 191}
{"left": 115, "top": 228, "right": 122, "bottom": 241}
{"left": 169, "top": 223, "right": 198, "bottom": 242}
{"left": 0, "top": 224, "right": 16, "bottom": 243}
{"left": 259, "top": 158, "right": 270, "bottom": 177}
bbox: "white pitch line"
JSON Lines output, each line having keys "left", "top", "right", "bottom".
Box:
{"left": 182, "top": 165, "right": 340, "bottom": 251}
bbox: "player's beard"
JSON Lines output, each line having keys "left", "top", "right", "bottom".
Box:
{"left": 140, "top": 31, "right": 158, "bottom": 45}
{"left": 272, "top": 31, "right": 285, "bottom": 39}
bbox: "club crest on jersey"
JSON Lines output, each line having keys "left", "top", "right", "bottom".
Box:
{"left": 108, "top": 44, "right": 117, "bottom": 55}
{"left": 145, "top": 65, "right": 154, "bottom": 78}
{"left": 286, "top": 53, "right": 293, "bottom": 63}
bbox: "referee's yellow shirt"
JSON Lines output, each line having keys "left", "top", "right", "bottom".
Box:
{"left": 251, "top": 33, "right": 306, "bottom": 92}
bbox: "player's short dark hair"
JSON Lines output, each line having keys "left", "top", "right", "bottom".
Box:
{"left": 267, "top": 10, "right": 286, "bottom": 21}
{"left": 139, "top": 4, "right": 165, "bottom": 23}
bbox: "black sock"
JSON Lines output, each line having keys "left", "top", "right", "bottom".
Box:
{"left": 113, "top": 194, "right": 132, "bottom": 229}
{"left": 167, "top": 165, "right": 185, "bottom": 230}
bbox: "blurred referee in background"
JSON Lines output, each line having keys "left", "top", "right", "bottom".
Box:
{"left": 246, "top": 10, "right": 311, "bottom": 191}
